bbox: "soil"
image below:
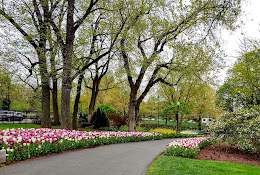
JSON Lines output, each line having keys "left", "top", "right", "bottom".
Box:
{"left": 197, "top": 142, "right": 260, "bottom": 166}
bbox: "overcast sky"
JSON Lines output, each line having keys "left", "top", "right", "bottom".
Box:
{"left": 218, "top": 0, "right": 260, "bottom": 84}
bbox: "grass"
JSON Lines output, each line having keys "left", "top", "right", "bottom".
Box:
{"left": 0, "top": 124, "right": 60, "bottom": 130}
{"left": 140, "top": 120, "right": 206, "bottom": 130}
{"left": 0, "top": 124, "right": 99, "bottom": 132}
{"left": 146, "top": 156, "right": 260, "bottom": 175}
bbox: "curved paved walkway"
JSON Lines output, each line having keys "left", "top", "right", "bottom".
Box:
{"left": 0, "top": 139, "right": 172, "bottom": 175}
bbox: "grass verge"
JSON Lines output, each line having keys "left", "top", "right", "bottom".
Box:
{"left": 0, "top": 124, "right": 42, "bottom": 130}
{"left": 146, "top": 155, "right": 260, "bottom": 175}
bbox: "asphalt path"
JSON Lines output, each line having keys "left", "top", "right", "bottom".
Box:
{"left": 0, "top": 139, "right": 172, "bottom": 175}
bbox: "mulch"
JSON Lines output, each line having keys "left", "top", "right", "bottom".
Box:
{"left": 196, "top": 142, "right": 260, "bottom": 166}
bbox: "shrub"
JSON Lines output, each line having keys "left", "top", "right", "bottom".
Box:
{"left": 210, "top": 106, "right": 260, "bottom": 153}
{"left": 91, "top": 108, "right": 109, "bottom": 129}
{"left": 78, "top": 113, "right": 88, "bottom": 128}
{"left": 119, "top": 125, "right": 128, "bottom": 131}
{"left": 107, "top": 113, "right": 126, "bottom": 128}
{"left": 99, "top": 127, "right": 117, "bottom": 131}
{"left": 198, "top": 139, "right": 217, "bottom": 150}
{"left": 96, "top": 104, "right": 116, "bottom": 115}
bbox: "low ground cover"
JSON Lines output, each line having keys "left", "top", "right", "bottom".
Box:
{"left": 146, "top": 156, "right": 260, "bottom": 175}
{"left": 0, "top": 128, "right": 162, "bottom": 163}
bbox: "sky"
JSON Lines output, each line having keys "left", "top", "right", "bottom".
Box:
{"left": 218, "top": 0, "right": 260, "bottom": 85}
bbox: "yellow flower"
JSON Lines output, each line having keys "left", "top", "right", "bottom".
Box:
{"left": 151, "top": 128, "right": 176, "bottom": 135}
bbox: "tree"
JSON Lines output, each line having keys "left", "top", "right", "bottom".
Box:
{"left": 50, "top": 0, "right": 125, "bottom": 130}
{"left": 217, "top": 38, "right": 260, "bottom": 111}
{"left": 119, "top": 0, "right": 242, "bottom": 131}
{"left": 161, "top": 102, "right": 191, "bottom": 131}
{"left": 0, "top": 0, "right": 65, "bottom": 128}
{"left": 191, "top": 84, "right": 218, "bottom": 131}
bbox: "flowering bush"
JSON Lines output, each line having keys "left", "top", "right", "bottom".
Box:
{"left": 0, "top": 128, "right": 162, "bottom": 163}
{"left": 164, "top": 137, "right": 213, "bottom": 158}
{"left": 210, "top": 107, "right": 260, "bottom": 153}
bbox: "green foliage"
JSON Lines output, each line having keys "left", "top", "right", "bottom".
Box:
{"left": 78, "top": 113, "right": 89, "bottom": 128}
{"left": 146, "top": 156, "right": 260, "bottom": 175}
{"left": 95, "top": 104, "right": 116, "bottom": 115}
{"left": 217, "top": 46, "right": 260, "bottom": 111}
{"left": 210, "top": 106, "right": 260, "bottom": 153}
{"left": 10, "top": 103, "right": 29, "bottom": 111}
{"left": 164, "top": 146, "right": 199, "bottom": 158}
{"left": 160, "top": 101, "right": 191, "bottom": 118}
{"left": 198, "top": 139, "right": 217, "bottom": 150}
{"left": 91, "top": 108, "right": 109, "bottom": 129}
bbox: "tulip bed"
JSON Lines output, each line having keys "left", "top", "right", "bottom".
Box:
{"left": 164, "top": 137, "right": 214, "bottom": 158}
{"left": 0, "top": 128, "right": 162, "bottom": 163}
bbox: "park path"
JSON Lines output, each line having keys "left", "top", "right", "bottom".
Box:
{"left": 0, "top": 139, "right": 172, "bottom": 175}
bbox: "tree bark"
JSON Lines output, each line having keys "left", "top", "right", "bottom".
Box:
{"left": 60, "top": 0, "right": 75, "bottom": 130}
{"left": 88, "top": 76, "right": 100, "bottom": 123}
{"left": 52, "top": 76, "right": 59, "bottom": 125}
{"left": 38, "top": 49, "right": 51, "bottom": 128}
{"left": 72, "top": 73, "right": 84, "bottom": 130}
{"left": 128, "top": 90, "right": 137, "bottom": 132}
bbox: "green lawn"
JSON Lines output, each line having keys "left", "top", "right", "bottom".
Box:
{"left": 140, "top": 120, "right": 206, "bottom": 130}
{"left": 0, "top": 124, "right": 98, "bottom": 132}
{"left": 146, "top": 156, "right": 260, "bottom": 175}
{"left": 0, "top": 124, "right": 60, "bottom": 130}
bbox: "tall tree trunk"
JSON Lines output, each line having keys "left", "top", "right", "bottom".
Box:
{"left": 52, "top": 78, "right": 59, "bottom": 125}
{"left": 39, "top": 50, "right": 51, "bottom": 128}
{"left": 60, "top": 0, "right": 75, "bottom": 130}
{"left": 72, "top": 73, "right": 84, "bottom": 130}
{"left": 41, "top": 81, "right": 51, "bottom": 128}
{"left": 88, "top": 76, "right": 99, "bottom": 123}
{"left": 60, "top": 53, "right": 73, "bottom": 130}
{"left": 135, "top": 102, "right": 140, "bottom": 125}
{"left": 128, "top": 90, "right": 137, "bottom": 132}
{"left": 49, "top": 25, "right": 59, "bottom": 126}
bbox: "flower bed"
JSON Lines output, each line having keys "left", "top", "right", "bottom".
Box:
{"left": 0, "top": 128, "right": 162, "bottom": 163}
{"left": 150, "top": 128, "right": 176, "bottom": 138}
{"left": 164, "top": 137, "right": 215, "bottom": 158}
